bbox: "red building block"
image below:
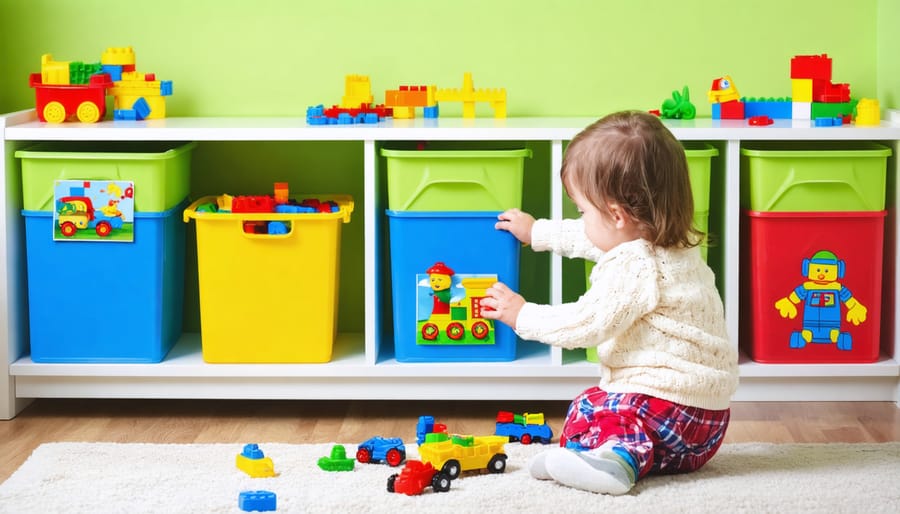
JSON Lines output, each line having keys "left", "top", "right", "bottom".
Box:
{"left": 791, "top": 54, "right": 832, "bottom": 81}
{"left": 719, "top": 100, "right": 745, "bottom": 119}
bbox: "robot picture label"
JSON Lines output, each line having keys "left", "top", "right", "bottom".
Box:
{"left": 774, "top": 250, "right": 867, "bottom": 351}
{"left": 415, "top": 261, "right": 497, "bottom": 346}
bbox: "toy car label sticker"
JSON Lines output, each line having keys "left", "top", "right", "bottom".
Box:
{"left": 53, "top": 180, "right": 134, "bottom": 242}
{"left": 416, "top": 261, "right": 497, "bottom": 346}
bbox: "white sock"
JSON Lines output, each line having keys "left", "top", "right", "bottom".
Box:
{"left": 544, "top": 444, "right": 636, "bottom": 495}
{"left": 528, "top": 450, "right": 554, "bottom": 480}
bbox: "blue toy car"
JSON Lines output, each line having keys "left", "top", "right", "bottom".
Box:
{"left": 356, "top": 436, "right": 406, "bottom": 467}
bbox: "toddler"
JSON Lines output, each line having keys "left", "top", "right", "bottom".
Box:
{"left": 481, "top": 111, "right": 739, "bottom": 495}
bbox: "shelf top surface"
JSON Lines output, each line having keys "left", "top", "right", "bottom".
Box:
{"left": 5, "top": 111, "right": 900, "bottom": 141}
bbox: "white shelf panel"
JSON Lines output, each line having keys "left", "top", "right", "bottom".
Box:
{"left": 6, "top": 111, "right": 900, "bottom": 142}
{"left": 3, "top": 111, "right": 899, "bottom": 414}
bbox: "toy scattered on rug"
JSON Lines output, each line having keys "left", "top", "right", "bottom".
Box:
{"left": 494, "top": 410, "right": 554, "bottom": 444}
{"left": 317, "top": 444, "right": 355, "bottom": 471}
{"left": 387, "top": 460, "right": 453, "bottom": 496}
{"left": 355, "top": 436, "right": 407, "bottom": 466}
{"left": 416, "top": 415, "right": 509, "bottom": 478}
{"left": 238, "top": 490, "right": 276, "bottom": 512}
{"left": 236, "top": 443, "right": 278, "bottom": 478}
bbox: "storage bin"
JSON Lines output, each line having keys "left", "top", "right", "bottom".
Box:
{"left": 381, "top": 148, "right": 531, "bottom": 211}
{"left": 742, "top": 210, "right": 885, "bottom": 364}
{"left": 16, "top": 141, "right": 196, "bottom": 212}
{"left": 22, "top": 201, "right": 187, "bottom": 363}
{"left": 386, "top": 210, "right": 520, "bottom": 362}
{"left": 184, "top": 195, "right": 354, "bottom": 363}
{"left": 741, "top": 142, "right": 890, "bottom": 212}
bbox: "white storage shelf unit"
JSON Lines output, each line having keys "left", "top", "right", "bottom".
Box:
{"left": 2, "top": 111, "right": 899, "bottom": 419}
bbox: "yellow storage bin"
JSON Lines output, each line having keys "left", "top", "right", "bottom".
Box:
{"left": 184, "top": 195, "right": 353, "bottom": 363}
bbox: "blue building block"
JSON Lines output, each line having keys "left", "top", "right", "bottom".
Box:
{"left": 132, "top": 97, "right": 152, "bottom": 120}
{"left": 814, "top": 116, "right": 843, "bottom": 127}
{"left": 364, "top": 112, "right": 379, "bottom": 123}
{"left": 160, "top": 80, "right": 173, "bottom": 96}
{"left": 239, "top": 490, "right": 276, "bottom": 512}
{"left": 101, "top": 64, "right": 123, "bottom": 81}
{"left": 114, "top": 109, "right": 138, "bottom": 121}
{"left": 424, "top": 105, "right": 440, "bottom": 118}
{"left": 711, "top": 103, "right": 720, "bottom": 120}
{"left": 241, "top": 443, "right": 265, "bottom": 460}
{"left": 742, "top": 99, "right": 793, "bottom": 119}
{"left": 267, "top": 221, "right": 288, "bottom": 234}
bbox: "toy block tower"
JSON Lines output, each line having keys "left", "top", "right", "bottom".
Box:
{"left": 341, "top": 74, "right": 374, "bottom": 109}
{"left": 708, "top": 75, "right": 744, "bottom": 120}
{"left": 790, "top": 54, "right": 854, "bottom": 121}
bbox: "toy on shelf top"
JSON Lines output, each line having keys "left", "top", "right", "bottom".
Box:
{"left": 28, "top": 46, "right": 173, "bottom": 123}
{"left": 306, "top": 72, "right": 507, "bottom": 125}
{"left": 707, "top": 53, "right": 875, "bottom": 125}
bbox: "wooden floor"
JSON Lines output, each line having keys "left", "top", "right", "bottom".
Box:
{"left": 1, "top": 399, "right": 898, "bottom": 483}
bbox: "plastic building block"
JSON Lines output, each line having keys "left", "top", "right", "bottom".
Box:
{"left": 792, "top": 102, "right": 811, "bottom": 120}
{"left": 660, "top": 86, "right": 696, "bottom": 120}
{"left": 434, "top": 72, "right": 506, "bottom": 118}
{"left": 417, "top": 431, "right": 509, "bottom": 478}
{"left": 239, "top": 490, "right": 276, "bottom": 512}
{"left": 340, "top": 74, "right": 374, "bottom": 109}
{"left": 232, "top": 196, "right": 276, "bottom": 213}
{"left": 317, "top": 444, "right": 355, "bottom": 471}
{"left": 387, "top": 460, "right": 452, "bottom": 496}
{"left": 101, "top": 47, "right": 136, "bottom": 67}
{"left": 132, "top": 97, "right": 151, "bottom": 120}
{"left": 713, "top": 100, "right": 745, "bottom": 120}
{"left": 814, "top": 116, "right": 843, "bottom": 127}
{"left": 494, "top": 411, "right": 553, "bottom": 444}
{"left": 356, "top": 436, "right": 406, "bottom": 466}
{"left": 29, "top": 71, "right": 113, "bottom": 123}
{"left": 742, "top": 98, "right": 792, "bottom": 119}
{"left": 236, "top": 444, "right": 277, "bottom": 478}
{"left": 791, "top": 54, "right": 832, "bottom": 81}
{"left": 811, "top": 100, "right": 857, "bottom": 120}
{"left": 40, "top": 54, "right": 70, "bottom": 85}
{"left": 708, "top": 75, "right": 740, "bottom": 104}
{"left": 748, "top": 115, "right": 774, "bottom": 126}
{"left": 416, "top": 415, "right": 448, "bottom": 445}
{"left": 855, "top": 98, "right": 881, "bottom": 126}
{"left": 814, "top": 82, "right": 850, "bottom": 103}
{"left": 792, "top": 78, "right": 813, "bottom": 103}
{"left": 114, "top": 109, "right": 137, "bottom": 121}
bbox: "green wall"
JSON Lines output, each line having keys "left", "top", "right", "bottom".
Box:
{"left": 0, "top": 0, "right": 894, "bottom": 116}
{"left": 1, "top": 0, "right": 896, "bottom": 334}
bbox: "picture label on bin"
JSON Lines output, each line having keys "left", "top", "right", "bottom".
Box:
{"left": 773, "top": 249, "right": 868, "bottom": 352}
{"left": 53, "top": 179, "right": 135, "bottom": 241}
{"left": 416, "top": 261, "right": 497, "bottom": 346}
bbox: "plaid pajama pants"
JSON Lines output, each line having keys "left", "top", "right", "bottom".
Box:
{"left": 560, "top": 386, "right": 730, "bottom": 480}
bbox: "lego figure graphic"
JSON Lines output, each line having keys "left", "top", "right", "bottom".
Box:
{"left": 774, "top": 250, "right": 867, "bottom": 351}
{"left": 427, "top": 262, "right": 455, "bottom": 315}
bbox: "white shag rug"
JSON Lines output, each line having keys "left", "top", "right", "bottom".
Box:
{"left": 1, "top": 442, "right": 898, "bottom": 513}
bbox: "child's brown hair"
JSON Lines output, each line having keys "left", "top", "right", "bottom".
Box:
{"left": 561, "top": 110, "right": 702, "bottom": 249}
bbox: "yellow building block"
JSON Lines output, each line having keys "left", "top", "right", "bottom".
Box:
{"left": 855, "top": 98, "right": 881, "bottom": 126}
{"left": 435, "top": 72, "right": 507, "bottom": 118}
{"left": 101, "top": 46, "right": 136, "bottom": 66}
{"left": 236, "top": 453, "right": 277, "bottom": 478}
{"left": 341, "top": 74, "right": 373, "bottom": 109}
{"left": 40, "top": 54, "right": 70, "bottom": 85}
{"left": 792, "top": 78, "right": 813, "bottom": 103}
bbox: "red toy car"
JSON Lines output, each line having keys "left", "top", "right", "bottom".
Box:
{"left": 386, "top": 460, "right": 452, "bottom": 496}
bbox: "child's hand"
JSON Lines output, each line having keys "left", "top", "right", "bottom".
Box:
{"left": 481, "top": 281, "right": 526, "bottom": 330}
{"left": 495, "top": 208, "right": 534, "bottom": 245}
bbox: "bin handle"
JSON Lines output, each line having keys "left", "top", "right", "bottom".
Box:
{"left": 765, "top": 178, "right": 864, "bottom": 211}
{"left": 401, "top": 177, "right": 503, "bottom": 211}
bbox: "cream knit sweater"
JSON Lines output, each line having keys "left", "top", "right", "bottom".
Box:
{"left": 515, "top": 219, "right": 739, "bottom": 410}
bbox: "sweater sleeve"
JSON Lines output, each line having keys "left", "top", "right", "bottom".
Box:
{"left": 514, "top": 245, "right": 660, "bottom": 349}
{"left": 531, "top": 218, "right": 604, "bottom": 261}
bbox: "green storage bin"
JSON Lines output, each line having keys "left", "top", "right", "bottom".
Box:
{"left": 741, "top": 141, "right": 890, "bottom": 212}
{"left": 683, "top": 142, "right": 717, "bottom": 213}
{"left": 382, "top": 148, "right": 531, "bottom": 211}
{"left": 17, "top": 141, "right": 196, "bottom": 212}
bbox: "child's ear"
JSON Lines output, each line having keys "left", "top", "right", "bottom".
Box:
{"left": 608, "top": 203, "right": 629, "bottom": 228}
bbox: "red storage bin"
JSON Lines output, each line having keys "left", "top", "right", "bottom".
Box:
{"left": 742, "top": 210, "right": 885, "bottom": 363}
